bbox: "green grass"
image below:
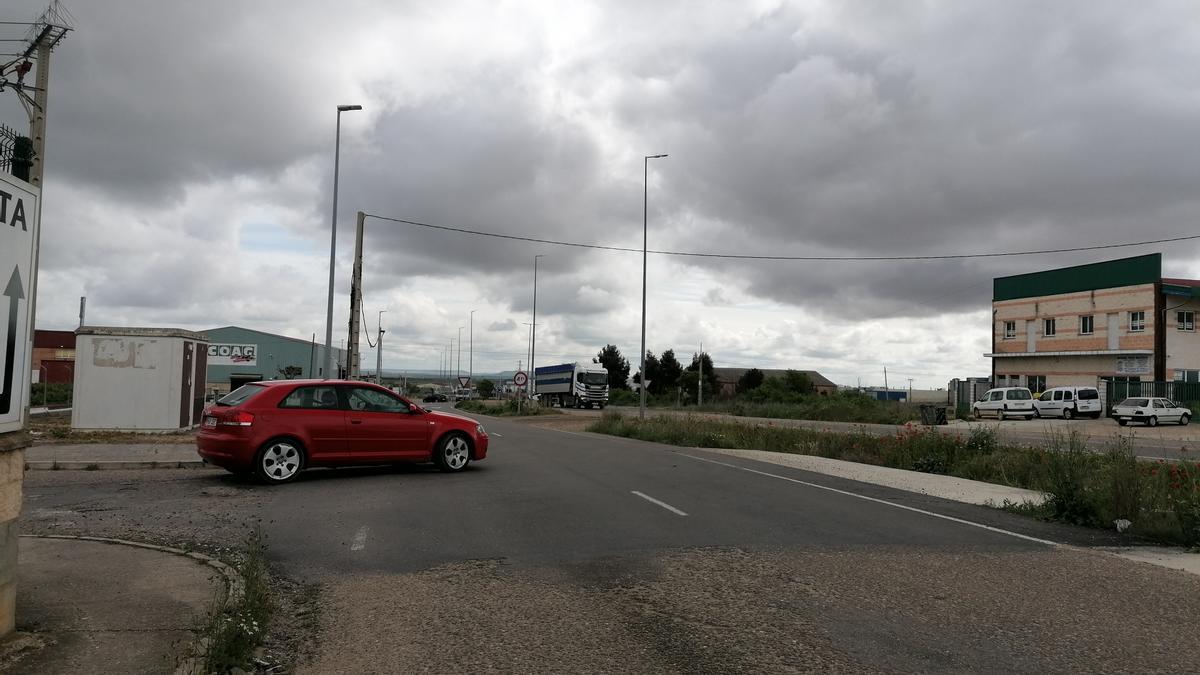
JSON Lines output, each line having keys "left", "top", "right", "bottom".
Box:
{"left": 588, "top": 412, "right": 1200, "bottom": 547}
{"left": 614, "top": 392, "right": 928, "bottom": 426}
{"left": 455, "top": 399, "right": 562, "bottom": 417}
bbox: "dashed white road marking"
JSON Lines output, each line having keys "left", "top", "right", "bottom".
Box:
{"left": 491, "top": 432, "right": 503, "bottom": 437}
{"left": 631, "top": 490, "right": 688, "bottom": 516}
{"left": 351, "top": 525, "right": 370, "bottom": 551}
{"left": 678, "top": 453, "right": 1057, "bottom": 546}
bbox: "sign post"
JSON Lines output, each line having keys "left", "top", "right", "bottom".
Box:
{"left": 513, "top": 370, "right": 528, "bottom": 413}
{"left": 0, "top": 174, "right": 38, "bottom": 433}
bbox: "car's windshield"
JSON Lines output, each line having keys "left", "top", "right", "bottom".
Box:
{"left": 1005, "top": 389, "right": 1032, "bottom": 400}
{"left": 216, "top": 383, "right": 265, "bottom": 407}
{"left": 1118, "top": 398, "right": 1149, "bottom": 407}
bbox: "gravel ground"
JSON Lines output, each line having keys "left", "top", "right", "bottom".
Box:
{"left": 303, "top": 546, "right": 1200, "bottom": 674}
{"left": 21, "top": 469, "right": 320, "bottom": 673}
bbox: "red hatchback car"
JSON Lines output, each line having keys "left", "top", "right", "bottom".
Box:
{"left": 197, "top": 380, "right": 488, "bottom": 484}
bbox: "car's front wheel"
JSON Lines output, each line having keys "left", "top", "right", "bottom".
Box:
{"left": 1117, "top": 419, "right": 1128, "bottom": 426}
{"left": 1062, "top": 407, "right": 1074, "bottom": 420}
{"left": 1181, "top": 414, "right": 1190, "bottom": 426}
{"left": 1147, "top": 416, "right": 1159, "bottom": 427}
{"left": 256, "top": 439, "right": 305, "bottom": 484}
{"left": 434, "top": 433, "right": 471, "bottom": 473}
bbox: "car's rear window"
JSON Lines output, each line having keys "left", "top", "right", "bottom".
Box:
{"left": 1005, "top": 389, "right": 1031, "bottom": 400}
{"left": 216, "top": 384, "right": 266, "bottom": 407}
{"left": 1118, "top": 398, "right": 1148, "bottom": 407}
{"left": 1078, "top": 389, "right": 1099, "bottom": 400}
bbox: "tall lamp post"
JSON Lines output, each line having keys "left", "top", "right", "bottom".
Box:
{"left": 640, "top": 154, "right": 668, "bottom": 419}
{"left": 324, "top": 104, "right": 363, "bottom": 380}
{"left": 531, "top": 254, "right": 544, "bottom": 397}
{"left": 469, "top": 309, "right": 476, "bottom": 390}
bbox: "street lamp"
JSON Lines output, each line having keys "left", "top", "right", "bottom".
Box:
{"left": 324, "top": 104, "right": 363, "bottom": 381}
{"left": 640, "top": 153, "right": 668, "bottom": 419}
{"left": 376, "top": 309, "right": 387, "bottom": 384}
{"left": 457, "top": 326, "right": 464, "bottom": 391}
{"left": 469, "top": 309, "right": 476, "bottom": 389}
{"left": 531, "top": 254, "right": 545, "bottom": 396}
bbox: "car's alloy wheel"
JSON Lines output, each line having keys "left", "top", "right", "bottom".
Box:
{"left": 998, "top": 409, "right": 1006, "bottom": 421}
{"left": 973, "top": 407, "right": 982, "bottom": 420}
{"left": 1182, "top": 414, "right": 1191, "bottom": 426}
{"left": 257, "top": 440, "right": 304, "bottom": 484}
{"left": 435, "top": 433, "right": 471, "bottom": 473}
{"left": 1147, "top": 416, "right": 1158, "bottom": 427}
{"left": 1033, "top": 408, "right": 1041, "bottom": 419}
{"left": 1062, "top": 407, "right": 1073, "bottom": 420}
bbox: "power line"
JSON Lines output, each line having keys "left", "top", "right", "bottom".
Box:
{"left": 363, "top": 213, "right": 1200, "bottom": 262}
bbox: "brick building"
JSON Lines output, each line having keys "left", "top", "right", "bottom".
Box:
{"left": 986, "top": 253, "right": 1200, "bottom": 391}
{"left": 32, "top": 329, "right": 76, "bottom": 384}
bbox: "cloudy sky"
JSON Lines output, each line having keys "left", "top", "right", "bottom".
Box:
{"left": 5, "top": 0, "right": 1200, "bottom": 388}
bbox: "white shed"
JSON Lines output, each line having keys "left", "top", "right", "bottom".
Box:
{"left": 71, "top": 327, "right": 210, "bottom": 431}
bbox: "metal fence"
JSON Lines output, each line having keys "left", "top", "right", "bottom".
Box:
{"left": 1100, "top": 378, "right": 1200, "bottom": 408}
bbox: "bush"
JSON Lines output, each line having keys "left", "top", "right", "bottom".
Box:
{"left": 30, "top": 382, "right": 72, "bottom": 406}
{"left": 608, "top": 389, "right": 638, "bottom": 406}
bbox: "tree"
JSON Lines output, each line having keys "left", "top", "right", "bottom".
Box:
{"left": 278, "top": 365, "right": 303, "bottom": 380}
{"left": 737, "top": 368, "right": 765, "bottom": 394}
{"left": 686, "top": 352, "right": 720, "bottom": 400}
{"left": 477, "top": 379, "right": 496, "bottom": 399}
{"left": 657, "top": 349, "right": 683, "bottom": 393}
{"left": 594, "top": 344, "right": 631, "bottom": 390}
{"left": 782, "top": 370, "right": 813, "bottom": 395}
{"left": 633, "top": 351, "right": 661, "bottom": 393}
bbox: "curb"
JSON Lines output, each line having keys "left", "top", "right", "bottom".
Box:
{"left": 19, "top": 534, "right": 245, "bottom": 675}
{"left": 24, "top": 460, "right": 212, "bottom": 471}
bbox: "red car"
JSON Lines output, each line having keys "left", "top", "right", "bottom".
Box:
{"left": 197, "top": 380, "right": 488, "bottom": 484}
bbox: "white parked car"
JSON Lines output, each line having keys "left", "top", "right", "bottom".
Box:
{"left": 1033, "top": 386, "right": 1104, "bottom": 420}
{"left": 972, "top": 387, "right": 1036, "bottom": 420}
{"left": 1111, "top": 397, "right": 1191, "bottom": 427}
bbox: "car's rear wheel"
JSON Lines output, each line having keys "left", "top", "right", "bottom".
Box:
{"left": 998, "top": 409, "right": 1007, "bottom": 421}
{"left": 973, "top": 407, "right": 982, "bottom": 420}
{"left": 255, "top": 439, "right": 305, "bottom": 484}
{"left": 1033, "top": 408, "right": 1041, "bottom": 419}
{"left": 1182, "top": 414, "right": 1190, "bottom": 426}
{"left": 1117, "top": 420, "right": 1128, "bottom": 426}
{"left": 1062, "top": 407, "right": 1074, "bottom": 420}
{"left": 1147, "top": 416, "right": 1158, "bottom": 427}
{"left": 434, "top": 433, "right": 471, "bottom": 473}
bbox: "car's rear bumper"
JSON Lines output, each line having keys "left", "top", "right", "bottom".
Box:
{"left": 196, "top": 433, "right": 255, "bottom": 469}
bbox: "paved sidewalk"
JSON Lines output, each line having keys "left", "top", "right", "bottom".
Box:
{"left": 3, "top": 537, "right": 222, "bottom": 674}
{"left": 24, "top": 443, "right": 206, "bottom": 470}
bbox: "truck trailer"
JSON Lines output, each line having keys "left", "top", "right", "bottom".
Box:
{"left": 534, "top": 363, "right": 610, "bottom": 409}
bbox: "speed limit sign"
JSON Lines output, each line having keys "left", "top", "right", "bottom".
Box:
{"left": 513, "top": 371, "right": 528, "bottom": 387}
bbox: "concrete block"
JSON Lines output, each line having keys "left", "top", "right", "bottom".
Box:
{"left": 0, "top": 520, "right": 15, "bottom": 582}
{"left": 0, "top": 449, "right": 23, "bottom": 484}
{"left": 0, "top": 578, "right": 14, "bottom": 637}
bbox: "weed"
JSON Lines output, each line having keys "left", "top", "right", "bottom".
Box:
{"left": 194, "top": 529, "right": 272, "bottom": 673}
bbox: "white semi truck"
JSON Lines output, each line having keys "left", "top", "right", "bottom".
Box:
{"left": 533, "top": 362, "right": 610, "bottom": 409}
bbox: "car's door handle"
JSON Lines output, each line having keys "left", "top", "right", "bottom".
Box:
{"left": 350, "top": 419, "right": 363, "bottom": 425}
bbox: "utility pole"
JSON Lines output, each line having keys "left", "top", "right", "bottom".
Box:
{"left": 375, "top": 310, "right": 387, "bottom": 384}
{"left": 346, "top": 211, "right": 365, "bottom": 379}
{"left": 698, "top": 341, "right": 704, "bottom": 406}
{"left": 77, "top": 296, "right": 85, "bottom": 327}
{"left": 469, "top": 310, "right": 475, "bottom": 388}
{"left": 531, "top": 255, "right": 544, "bottom": 397}
{"left": 907, "top": 378, "right": 913, "bottom": 402}
{"left": 457, "top": 326, "right": 463, "bottom": 382}
{"left": 883, "top": 367, "right": 889, "bottom": 397}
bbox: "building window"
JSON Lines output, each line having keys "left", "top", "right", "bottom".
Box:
{"left": 1026, "top": 375, "right": 1046, "bottom": 393}
{"left": 1175, "top": 370, "right": 1200, "bottom": 383}
{"left": 1043, "top": 318, "right": 1056, "bottom": 337}
{"left": 1080, "top": 315, "right": 1094, "bottom": 335}
{"left": 1129, "top": 311, "right": 1146, "bottom": 332}
{"left": 1003, "top": 321, "right": 1016, "bottom": 339}
{"left": 1179, "top": 311, "right": 1195, "bottom": 332}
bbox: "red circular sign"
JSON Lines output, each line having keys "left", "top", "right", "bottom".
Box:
{"left": 513, "top": 371, "right": 528, "bottom": 386}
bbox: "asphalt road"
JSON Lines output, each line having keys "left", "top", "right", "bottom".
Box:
{"left": 21, "top": 412, "right": 1200, "bottom": 673}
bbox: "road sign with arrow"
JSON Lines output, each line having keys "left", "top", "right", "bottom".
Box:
{"left": 0, "top": 173, "right": 39, "bottom": 434}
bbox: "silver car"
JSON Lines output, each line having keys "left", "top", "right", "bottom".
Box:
{"left": 1111, "top": 397, "right": 1191, "bottom": 427}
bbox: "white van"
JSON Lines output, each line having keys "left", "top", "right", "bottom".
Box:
{"left": 1033, "top": 386, "right": 1103, "bottom": 419}
{"left": 972, "top": 387, "right": 1036, "bottom": 420}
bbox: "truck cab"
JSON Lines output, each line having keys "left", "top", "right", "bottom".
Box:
{"left": 534, "top": 363, "right": 610, "bottom": 409}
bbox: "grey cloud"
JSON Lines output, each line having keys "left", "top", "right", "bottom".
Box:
{"left": 488, "top": 319, "right": 516, "bottom": 331}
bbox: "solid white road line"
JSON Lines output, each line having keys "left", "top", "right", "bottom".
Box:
{"left": 351, "top": 525, "right": 370, "bottom": 551}
{"left": 631, "top": 490, "right": 689, "bottom": 516}
{"left": 679, "top": 453, "right": 1058, "bottom": 546}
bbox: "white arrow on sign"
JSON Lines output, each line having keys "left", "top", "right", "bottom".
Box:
{"left": 458, "top": 376, "right": 470, "bottom": 388}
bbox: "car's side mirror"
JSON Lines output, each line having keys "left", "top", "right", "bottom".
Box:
{"left": 409, "top": 403, "right": 424, "bottom": 414}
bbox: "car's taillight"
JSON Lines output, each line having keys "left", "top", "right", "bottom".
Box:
{"left": 219, "top": 411, "right": 255, "bottom": 427}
